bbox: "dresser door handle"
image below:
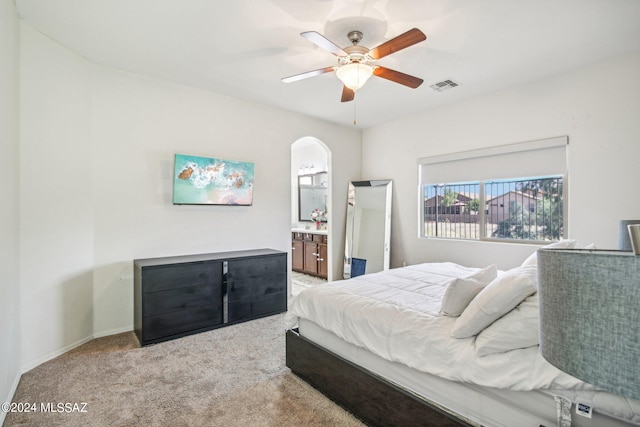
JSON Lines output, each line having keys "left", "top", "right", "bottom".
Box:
{"left": 222, "top": 261, "right": 229, "bottom": 324}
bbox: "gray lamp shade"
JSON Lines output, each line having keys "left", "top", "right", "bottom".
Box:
{"left": 538, "top": 248, "right": 640, "bottom": 400}
{"left": 619, "top": 220, "right": 640, "bottom": 251}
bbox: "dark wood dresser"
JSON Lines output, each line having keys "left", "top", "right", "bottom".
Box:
{"left": 134, "top": 248, "right": 287, "bottom": 346}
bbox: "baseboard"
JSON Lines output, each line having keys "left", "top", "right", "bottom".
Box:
{"left": 21, "top": 327, "right": 134, "bottom": 373}
{"left": 93, "top": 325, "right": 133, "bottom": 339}
{"left": 0, "top": 370, "right": 22, "bottom": 426}
{"left": 21, "top": 335, "right": 94, "bottom": 373}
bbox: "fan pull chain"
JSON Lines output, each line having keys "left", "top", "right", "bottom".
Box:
{"left": 353, "top": 97, "right": 357, "bottom": 125}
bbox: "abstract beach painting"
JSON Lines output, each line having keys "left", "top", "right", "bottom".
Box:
{"left": 173, "top": 154, "right": 254, "bottom": 205}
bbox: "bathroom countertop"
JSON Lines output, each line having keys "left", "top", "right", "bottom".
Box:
{"left": 291, "top": 227, "right": 328, "bottom": 235}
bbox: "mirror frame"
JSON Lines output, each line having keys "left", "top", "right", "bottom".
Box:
{"left": 343, "top": 179, "right": 392, "bottom": 279}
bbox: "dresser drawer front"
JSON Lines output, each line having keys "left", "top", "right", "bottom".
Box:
{"left": 226, "top": 255, "right": 286, "bottom": 281}
{"left": 227, "top": 278, "right": 285, "bottom": 301}
{"left": 227, "top": 291, "right": 287, "bottom": 323}
{"left": 253, "top": 291, "right": 287, "bottom": 315}
{"left": 227, "top": 255, "right": 286, "bottom": 302}
{"left": 143, "top": 307, "right": 222, "bottom": 342}
{"left": 143, "top": 284, "right": 221, "bottom": 317}
{"left": 142, "top": 262, "right": 222, "bottom": 293}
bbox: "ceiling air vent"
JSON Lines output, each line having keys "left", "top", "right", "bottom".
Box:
{"left": 430, "top": 79, "right": 460, "bottom": 92}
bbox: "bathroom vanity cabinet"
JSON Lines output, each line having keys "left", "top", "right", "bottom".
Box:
{"left": 292, "top": 231, "right": 327, "bottom": 279}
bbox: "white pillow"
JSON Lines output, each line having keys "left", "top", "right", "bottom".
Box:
{"left": 520, "top": 239, "right": 578, "bottom": 267}
{"left": 475, "top": 294, "right": 539, "bottom": 356}
{"left": 440, "top": 265, "right": 498, "bottom": 317}
{"left": 450, "top": 265, "right": 538, "bottom": 338}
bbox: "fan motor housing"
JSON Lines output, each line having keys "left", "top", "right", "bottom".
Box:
{"left": 347, "top": 30, "right": 364, "bottom": 45}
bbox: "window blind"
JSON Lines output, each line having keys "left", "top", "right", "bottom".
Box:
{"left": 418, "top": 136, "right": 568, "bottom": 185}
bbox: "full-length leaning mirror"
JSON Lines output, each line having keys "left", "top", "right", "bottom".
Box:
{"left": 343, "top": 180, "right": 392, "bottom": 279}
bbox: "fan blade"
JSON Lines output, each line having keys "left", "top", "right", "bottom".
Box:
{"left": 341, "top": 86, "right": 355, "bottom": 102}
{"left": 369, "top": 28, "right": 426, "bottom": 60}
{"left": 282, "top": 67, "right": 335, "bottom": 83}
{"left": 373, "top": 66, "right": 423, "bottom": 88}
{"left": 301, "top": 31, "right": 348, "bottom": 56}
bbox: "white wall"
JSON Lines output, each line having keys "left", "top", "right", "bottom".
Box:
{"left": 19, "top": 23, "right": 361, "bottom": 369}
{"left": 19, "top": 23, "right": 94, "bottom": 370}
{"left": 0, "top": 0, "right": 21, "bottom": 421}
{"left": 363, "top": 51, "right": 640, "bottom": 271}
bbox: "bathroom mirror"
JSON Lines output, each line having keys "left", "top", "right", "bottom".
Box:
{"left": 344, "top": 180, "right": 392, "bottom": 279}
{"left": 298, "top": 172, "right": 328, "bottom": 222}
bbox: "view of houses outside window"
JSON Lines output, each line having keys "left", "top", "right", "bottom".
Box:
{"left": 423, "top": 176, "right": 564, "bottom": 241}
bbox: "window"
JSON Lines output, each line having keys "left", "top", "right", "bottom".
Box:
{"left": 419, "top": 137, "right": 568, "bottom": 242}
{"left": 486, "top": 176, "right": 564, "bottom": 240}
{"left": 424, "top": 182, "right": 481, "bottom": 239}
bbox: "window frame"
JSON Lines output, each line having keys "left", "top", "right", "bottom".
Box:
{"left": 417, "top": 136, "right": 568, "bottom": 244}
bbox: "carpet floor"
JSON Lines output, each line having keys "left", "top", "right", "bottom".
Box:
{"left": 4, "top": 314, "right": 364, "bottom": 427}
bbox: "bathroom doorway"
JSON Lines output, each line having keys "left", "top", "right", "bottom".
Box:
{"left": 291, "top": 137, "right": 331, "bottom": 295}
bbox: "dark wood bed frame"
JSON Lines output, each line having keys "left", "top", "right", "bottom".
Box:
{"left": 285, "top": 329, "right": 477, "bottom": 427}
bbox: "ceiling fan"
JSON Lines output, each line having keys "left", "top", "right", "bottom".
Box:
{"left": 282, "top": 28, "right": 426, "bottom": 102}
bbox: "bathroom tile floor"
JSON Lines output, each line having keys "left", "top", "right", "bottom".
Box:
{"left": 291, "top": 271, "right": 327, "bottom": 296}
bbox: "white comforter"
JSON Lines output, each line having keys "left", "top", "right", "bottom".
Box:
{"left": 288, "top": 262, "right": 591, "bottom": 392}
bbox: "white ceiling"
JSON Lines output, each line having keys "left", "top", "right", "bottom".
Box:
{"left": 15, "top": 0, "right": 640, "bottom": 128}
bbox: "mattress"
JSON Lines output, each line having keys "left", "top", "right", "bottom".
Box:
{"left": 299, "top": 318, "right": 635, "bottom": 427}
{"left": 288, "top": 262, "right": 640, "bottom": 425}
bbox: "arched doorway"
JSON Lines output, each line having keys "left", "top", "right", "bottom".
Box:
{"left": 291, "top": 137, "right": 332, "bottom": 295}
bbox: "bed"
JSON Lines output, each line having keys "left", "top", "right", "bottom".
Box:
{"left": 286, "top": 260, "right": 640, "bottom": 427}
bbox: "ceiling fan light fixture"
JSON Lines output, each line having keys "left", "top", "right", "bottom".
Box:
{"left": 336, "top": 63, "right": 373, "bottom": 91}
